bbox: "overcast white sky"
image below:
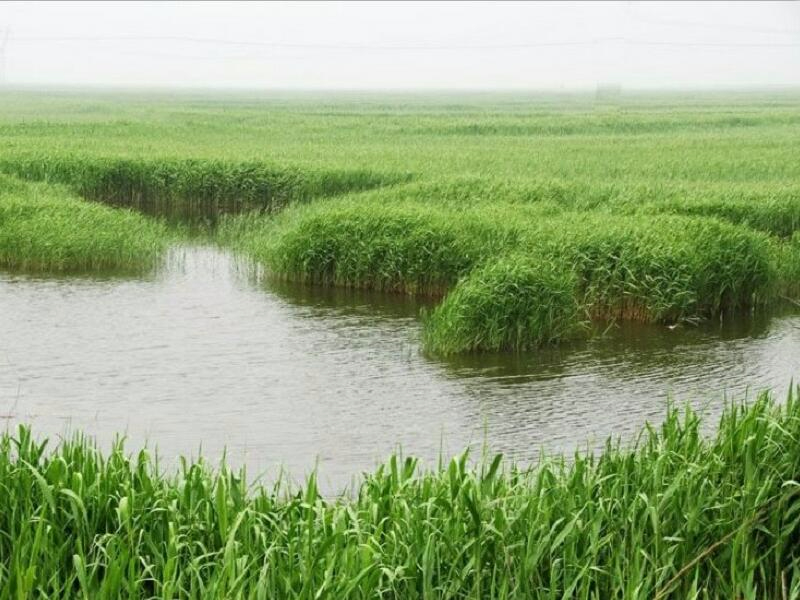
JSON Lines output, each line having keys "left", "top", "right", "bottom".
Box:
{"left": 0, "top": 1, "right": 798, "bottom": 89}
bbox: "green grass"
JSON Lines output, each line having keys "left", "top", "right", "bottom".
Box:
{"left": 422, "top": 254, "right": 585, "bottom": 353}
{"left": 628, "top": 185, "right": 800, "bottom": 238}
{"left": 1, "top": 90, "right": 799, "bottom": 595}
{"left": 0, "top": 174, "right": 168, "bottom": 272}
{"left": 1, "top": 390, "right": 799, "bottom": 598}
{"left": 772, "top": 233, "right": 800, "bottom": 299}
{"left": 0, "top": 155, "right": 409, "bottom": 223}
{"left": 235, "top": 198, "right": 524, "bottom": 296}
{"left": 247, "top": 197, "right": 775, "bottom": 350}
{"left": 532, "top": 212, "right": 775, "bottom": 322}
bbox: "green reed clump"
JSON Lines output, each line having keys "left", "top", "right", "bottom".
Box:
{"left": 322, "top": 176, "right": 593, "bottom": 211}
{"left": 772, "top": 232, "right": 800, "bottom": 298}
{"left": 531, "top": 213, "right": 775, "bottom": 322}
{"left": 253, "top": 195, "right": 775, "bottom": 330}
{"left": 423, "top": 254, "right": 585, "bottom": 353}
{"left": 0, "top": 154, "right": 408, "bottom": 219}
{"left": 245, "top": 199, "right": 526, "bottom": 295}
{"left": 0, "top": 175, "right": 167, "bottom": 272}
{"left": 1, "top": 390, "right": 799, "bottom": 598}
{"left": 417, "top": 212, "right": 774, "bottom": 353}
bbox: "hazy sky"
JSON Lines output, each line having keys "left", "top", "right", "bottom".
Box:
{"left": 0, "top": 1, "right": 798, "bottom": 89}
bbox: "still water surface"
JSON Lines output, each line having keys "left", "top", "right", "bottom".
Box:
{"left": 1, "top": 245, "right": 798, "bottom": 491}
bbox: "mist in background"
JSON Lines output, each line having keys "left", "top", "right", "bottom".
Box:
{"left": 0, "top": 1, "right": 798, "bottom": 90}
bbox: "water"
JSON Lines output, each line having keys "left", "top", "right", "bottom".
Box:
{"left": 1, "top": 245, "right": 798, "bottom": 492}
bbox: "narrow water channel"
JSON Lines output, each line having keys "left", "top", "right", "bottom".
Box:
{"left": 1, "top": 244, "right": 798, "bottom": 492}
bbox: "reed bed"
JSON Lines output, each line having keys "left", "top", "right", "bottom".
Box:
{"left": 536, "top": 213, "right": 774, "bottom": 322}
{"left": 0, "top": 155, "right": 409, "bottom": 222}
{"left": 633, "top": 188, "right": 800, "bottom": 238}
{"left": 1, "top": 390, "right": 799, "bottom": 598}
{"left": 773, "top": 233, "right": 800, "bottom": 299}
{"left": 0, "top": 175, "right": 167, "bottom": 272}
{"left": 422, "top": 254, "right": 585, "bottom": 353}
{"left": 234, "top": 200, "right": 524, "bottom": 296}
{"left": 248, "top": 197, "right": 775, "bottom": 351}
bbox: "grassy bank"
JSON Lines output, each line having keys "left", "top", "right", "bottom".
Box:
{"left": 0, "top": 174, "right": 168, "bottom": 273}
{"left": 1, "top": 390, "right": 799, "bottom": 598}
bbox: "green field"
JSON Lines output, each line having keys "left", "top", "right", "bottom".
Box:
{"left": 1, "top": 89, "right": 798, "bottom": 351}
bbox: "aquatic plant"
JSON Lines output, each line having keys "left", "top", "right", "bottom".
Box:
{"left": 0, "top": 155, "right": 409, "bottom": 221}
{"left": 1, "top": 90, "right": 798, "bottom": 351}
{"left": 1, "top": 390, "right": 799, "bottom": 598}
{"left": 0, "top": 175, "right": 167, "bottom": 272}
{"left": 241, "top": 199, "right": 524, "bottom": 295}
{"left": 423, "top": 254, "right": 585, "bottom": 353}
{"left": 534, "top": 213, "right": 775, "bottom": 322}
{"left": 253, "top": 197, "right": 774, "bottom": 351}
{"left": 636, "top": 187, "right": 800, "bottom": 238}
{"left": 772, "top": 232, "right": 800, "bottom": 299}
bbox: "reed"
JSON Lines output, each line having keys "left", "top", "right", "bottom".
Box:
{"left": 236, "top": 199, "right": 525, "bottom": 295}
{"left": 248, "top": 196, "right": 775, "bottom": 351}
{"left": 422, "top": 254, "right": 586, "bottom": 354}
{"left": 0, "top": 175, "right": 167, "bottom": 272}
{"left": 772, "top": 232, "right": 800, "bottom": 299}
{"left": 533, "top": 212, "right": 775, "bottom": 323}
{"left": 634, "top": 187, "right": 800, "bottom": 238}
{"left": 1, "top": 389, "right": 798, "bottom": 598}
{"left": 0, "top": 155, "right": 410, "bottom": 222}
{"left": 1, "top": 90, "right": 798, "bottom": 351}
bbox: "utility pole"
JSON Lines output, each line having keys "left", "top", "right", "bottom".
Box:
{"left": 0, "top": 29, "right": 8, "bottom": 86}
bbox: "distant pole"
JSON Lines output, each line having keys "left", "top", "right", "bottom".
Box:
{"left": 0, "top": 29, "right": 8, "bottom": 85}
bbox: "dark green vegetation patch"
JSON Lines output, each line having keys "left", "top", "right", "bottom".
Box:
{"left": 0, "top": 155, "right": 410, "bottom": 223}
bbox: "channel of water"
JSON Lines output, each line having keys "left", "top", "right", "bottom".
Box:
{"left": 2, "top": 243, "right": 798, "bottom": 491}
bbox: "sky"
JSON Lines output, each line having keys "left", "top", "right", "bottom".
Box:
{"left": 0, "top": 1, "right": 798, "bottom": 89}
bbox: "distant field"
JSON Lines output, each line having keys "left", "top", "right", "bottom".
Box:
{"left": 1, "top": 88, "right": 799, "bottom": 351}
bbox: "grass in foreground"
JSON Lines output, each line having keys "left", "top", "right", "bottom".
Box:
{"left": 2, "top": 390, "right": 799, "bottom": 598}
{"left": 0, "top": 175, "right": 168, "bottom": 273}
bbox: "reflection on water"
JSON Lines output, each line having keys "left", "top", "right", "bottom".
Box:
{"left": 1, "top": 245, "right": 798, "bottom": 492}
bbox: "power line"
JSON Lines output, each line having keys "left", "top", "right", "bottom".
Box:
{"left": 9, "top": 34, "right": 800, "bottom": 51}
{"left": 9, "top": 35, "right": 601, "bottom": 50}
{"left": 626, "top": 7, "right": 800, "bottom": 37}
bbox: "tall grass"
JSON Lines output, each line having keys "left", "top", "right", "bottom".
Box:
{"left": 633, "top": 188, "right": 800, "bottom": 238}
{"left": 0, "top": 175, "right": 167, "bottom": 272}
{"left": 0, "top": 155, "right": 410, "bottom": 222}
{"left": 233, "top": 199, "right": 525, "bottom": 295}
{"left": 423, "top": 254, "right": 585, "bottom": 353}
{"left": 1, "top": 390, "right": 799, "bottom": 598}
{"left": 244, "top": 197, "right": 776, "bottom": 351}
{"left": 534, "top": 212, "right": 775, "bottom": 322}
{"left": 772, "top": 233, "right": 800, "bottom": 299}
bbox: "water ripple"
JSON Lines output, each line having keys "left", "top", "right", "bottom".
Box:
{"left": 1, "top": 244, "right": 798, "bottom": 491}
